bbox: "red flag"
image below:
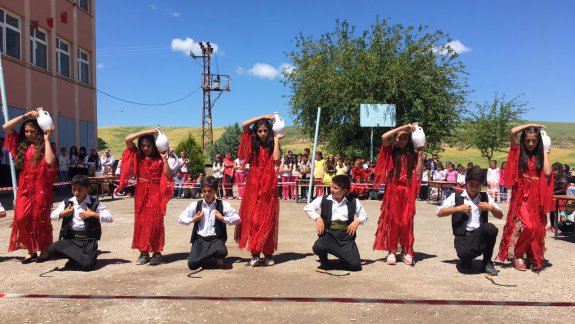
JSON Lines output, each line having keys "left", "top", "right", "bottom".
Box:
{"left": 47, "top": 18, "right": 53, "bottom": 28}
{"left": 60, "top": 11, "right": 68, "bottom": 24}
{"left": 31, "top": 20, "right": 39, "bottom": 30}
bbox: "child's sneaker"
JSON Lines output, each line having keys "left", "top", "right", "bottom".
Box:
{"left": 248, "top": 255, "right": 260, "bottom": 267}
{"left": 136, "top": 253, "right": 150, "bottom": 265}
{"left": 263, "top": 255, "right": 275, "bottom": 266}
{"left": 402, "top": 254, "right": 414, "bottom": 266}
{"left": 386, "top": 254, "right": 397, "bottom": 265}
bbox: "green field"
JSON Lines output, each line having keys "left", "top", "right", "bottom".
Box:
{"left": 99, "top": 122, "right": 575, "bottom": 166}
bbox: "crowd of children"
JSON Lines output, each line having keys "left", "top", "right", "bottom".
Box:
{"left": 2, "top": 111, "right": 574, "bottom": 277}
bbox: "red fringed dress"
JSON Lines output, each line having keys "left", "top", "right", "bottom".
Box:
{"left": 4, "top": 132, "right": 57, "bottom": 253}
{"left": 373, "top": 145, "right": 420, "bottom": 255}
{"left": 498, "top": 145, "right": 553, "bottom": 268}
{"left": 117, "top": 146, "right": 173, "bottom": 253}
{"left": 234, "top": 130, "right": 280, "bottom": 255}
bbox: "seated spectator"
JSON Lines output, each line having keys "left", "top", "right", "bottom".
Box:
{"left": 557, "top": 202, "right": 575, "bottom": 234}
{"left": 86, "top": 148, "right": 100, "bottom": 174}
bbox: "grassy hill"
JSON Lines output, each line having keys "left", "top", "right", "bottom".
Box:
{"left": 99, "top": 122, "right": 575, "bottom": 167}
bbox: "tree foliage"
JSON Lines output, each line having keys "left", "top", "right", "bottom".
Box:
{"left": 283, "top": 19, "right": 469, "bottom": 157}
{"left": 97, "top": 137, "right": 108, "bottom": 150}
{"left": 175, "top": 133, "right": 205, "bottom": 177}
{"left": 210, "top": 123, "right": 242, "bottom": 160}
{"left": 456, "top": 94, "right": 528, "bottom": 164}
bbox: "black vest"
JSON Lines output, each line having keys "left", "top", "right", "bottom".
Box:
{"left": 452, "top": 192, "right": 489, "bottom": 236}
{"left": 191, "top": 199, "right": 227, "bottom": 243}
{"left": 59, "top": 196, "right": 102, "bottom": 240}
{"left": 320, "top": 196, "right": 357, "bottom": 230}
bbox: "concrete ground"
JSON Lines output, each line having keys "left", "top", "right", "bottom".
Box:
{"left": 1, "top": 196, "right": 574, "bottom": 323}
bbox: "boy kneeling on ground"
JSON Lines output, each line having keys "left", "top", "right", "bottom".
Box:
{"left": 48, "top": 175, "right": 114, "bottom": 271}
{"left": 178, "top": 176, "right": 240, "bottom": 272}
{"left": 437, "top": 166, "right": 503, "bottom": 276}
{"left": 304, "top": 174, "right": 368, "bottom": 272}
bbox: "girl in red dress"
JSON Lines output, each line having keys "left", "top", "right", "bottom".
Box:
{"left": 498, "top": 124, "right": 553, "bottom": 272}
{"left": 117, "top": 128, "right": 174, "bottom": 265}
{"left": 373, "top": 124, "right": 423, "bottom": 266}
{"left": 2, "top": 110, "right": 57, "bottom": 263}
{"left": 235, "top": 114, "right": 283, "bottom": 266}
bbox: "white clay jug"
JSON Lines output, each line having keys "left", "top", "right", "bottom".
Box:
{"left": 411, "top": 123, "right": 426, "bottom": 148}
{"left": 36, "top": 107, "right": 53, "bottom": 132}
{"left": 272, "top": 112, "right": 286, "bottom": 137}
{"left": 540, "top": 130, "right": 552, "bottom": 153}
{"left": 155, "top": 129, "right": 170, "bottom": 153}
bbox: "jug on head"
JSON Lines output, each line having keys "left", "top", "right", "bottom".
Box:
{"left": 155, "top": 129, "right": 170, "bottom": 153}
{"left": 272, "top": 112, "right": 286, "bottom": 137}
{"left": 36, "top": 107, "right": 54, "bottom": 132}
{"left": 411, "top": 123, "right": 426, "bottom": 148}
{"left": 540, "top": 130, "right": 552, "bottom": 153}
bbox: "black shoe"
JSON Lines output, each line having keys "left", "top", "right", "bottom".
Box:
{"left": 460, "top": 258, "right": 472, "bottom": 270}
{"left": 149, "top": 252, "right": 162, "bottom": 266}
{"left": 136, "top": 253, "right": 150, "bottom": 265}
{"left": 318, "top": 257, "right": 329, "bottom": 270}
{"left": 22, "top": 253, "right": 38, "bottom": 264}
{"left": 482, "top": 262, "right": 500, "bottom": 276}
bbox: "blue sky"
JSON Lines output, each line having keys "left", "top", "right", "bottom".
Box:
{"left": 96, "top": 0, "right": 575, "bottom": 126}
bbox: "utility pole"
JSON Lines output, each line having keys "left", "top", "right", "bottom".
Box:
{"left": 191, "top": 42, "right": 230, "bottom": 152}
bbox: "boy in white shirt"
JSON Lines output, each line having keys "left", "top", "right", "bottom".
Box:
{"left": 178, "top": 176, "right": 240, "bottom": 273}
{"left": 304, "top": 175, "right": 368, "bottom": 272}
{"left": 47, "top": 175, "right": 114, "bottom": 271}
{"left": 437, "top": 167, "right": 503, "bottom": 276}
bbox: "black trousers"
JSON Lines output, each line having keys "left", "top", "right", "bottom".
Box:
{"left": 312, "top": 230, "right": 361, "bottom": 271}
{"left": 47, "top": 238, "right": 99, "bottom": 271}
{"left": 188, "top": 236, "right": 228, "bottom": 270}
{"left": 454, "top": 223, "right": 498, "bottom": 265}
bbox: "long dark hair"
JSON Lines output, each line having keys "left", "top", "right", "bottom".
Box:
{"left": 69, "top": 145, "right": 78, "bottom": 156}
{"left": 78, "top": 146, "right": 87, "bottom": 160}
{"left": 392, "top": 136, "right": 417, "bottom": 180}
{"left": 137, "top": 134, "right": 161, "bottom": 159}
{"left": 519, "top": 127, "right": 544, "bottom": 174}
{"left": 15, "top": 119, "right": 44, "bottom": 169}
{"left": 250, "top": 119, "right": 275, "bottom": 160}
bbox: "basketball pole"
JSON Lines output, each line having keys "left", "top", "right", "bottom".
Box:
{"left": 307, "top": 107, "right": 321, "bottom": 204}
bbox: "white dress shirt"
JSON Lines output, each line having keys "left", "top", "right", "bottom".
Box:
{"left": 178, "top": 199, "right": 240, "bottom": 237}
{"left": 437, "top": 190, "right": 501, "bottom": 231}
{"left": 51, "top": 195, "right": 113, "bottom": 231}
{"left": 178, "top": 157, "right": 188, "bottom": 173}
{"left": 304, "top": 195, "right": 368, "bottom": 225}
{"left": 100, "top": 155, "right": 115, "bottom": 168}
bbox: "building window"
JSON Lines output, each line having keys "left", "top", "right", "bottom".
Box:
{"left": 56, "top": 37, "right": 70, "bottom": 77}
{"left": 30, "top": 26, "right": 48, "bottom": 69}
{"left": 77, "top": 0, "right": 90, "bottom": 13}
{"left": 77, "top": 48, "right": 89, "bottom": 84}
{"left": 0, "top": 9, "right": 21, "bottom": 59}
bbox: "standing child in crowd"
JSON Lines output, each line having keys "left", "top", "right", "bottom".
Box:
{"left": 223, "top": 152, "right": 235, "bottom": 199}
{"left": 291, "top": 155, "right": 302, "bottom": 200}
{"left": 304, "top": 175, "right": 368, "bottom": 272}
{"left": 323, "top": 155, "right": 336, "bottom": 195}
{"left": 456, "top": 164, "right": 466, "bottom": 193}
{"left": 178, "top": 176, "right": 240, "bottom": 273}
{"left": 58, "top": 147, "right": 70, "bottom": 182}
{"left": 173, "top": 170, "right": 185, "bottom": 199}
{"left": 549, "top": 162, "right": 568, "bottom": 230}
{"left": 418, "top": 163, "right": 430, "bottom": 200}
{"left": 279, "top": 156, "right": 292, "bottom": 200}
{"left": 313, "top": 152, "right": 326, "bottom": 198}
{"left": 3, "top": 110, "right": 57, "bottom": 263}
{"left": 486, "top": 160, "right": 500, "bottom": 202}
{"left": 498, "top": 124, "right": 553, "bottom": 272}
{"left": 179, "top": 150, "right": 189, "bottom": 182}
{"left": 373, "top": 124, "right": 423, "bottom": 266}
{"left": 235, "top": 114, "right": 283, "bottom": 267}
{"left": 234, "top": 157, "right": 246, "bottom": 199}
{"left": 116, "top": 128, "right": 174, "bottom": 266}
{"left": 499, "top": 162, "right": 507, "bottom": 203}
{"left": 47, "top": 175, "right": 114, "bottom": 271}
{"left": 444, "top": 162, "right": 458, "bottom": 197}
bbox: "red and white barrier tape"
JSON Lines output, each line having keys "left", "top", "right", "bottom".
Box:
{"left": 0, "top": 292, "right": 572, "bottom": 306}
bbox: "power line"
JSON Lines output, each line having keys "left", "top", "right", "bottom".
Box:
{"left": 96, "top": 86, "right": 202, "bottom": 106}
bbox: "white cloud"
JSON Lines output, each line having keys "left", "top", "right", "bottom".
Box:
{"left": 149, "top": 4, "right": 158, "bottom": 11}
{"left": 166, "top": 9, "right": 181, "bottom": 18}
{"left": 171, "top": 38, "right": 218, "bottom": 56}
{"left": 434, "top": 40, "right": 471, "bottom": 55}
{"left": 245, "top": 62, "right": 295, "bottom": 80}
{"left": 236, "top": 66, "right": 244, "bottom": 75}
{"left": 97, "top": 63, "right": 105, "bottom": 69}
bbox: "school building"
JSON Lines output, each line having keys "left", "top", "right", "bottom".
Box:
{"left": 0, "top": 0, "right": 97, "bottom": 150}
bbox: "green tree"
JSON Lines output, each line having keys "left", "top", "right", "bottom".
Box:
{"left": 97, "top": 137, "right": 108, "bottom": 150}
{"left": 456, "top": 94, "right": 528, "bottom": 164}
{"left": 283, "top": 19, "right": 468, "bottom": 157}
{"left": 175, "top": 132, "right": 205, "bottom": 177}
{"left": 210, "top": 123, "right": 242, "bottom": 160}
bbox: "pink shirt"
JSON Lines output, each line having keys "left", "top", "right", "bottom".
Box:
{"left": 445, "top": 170, "right": 458, "bottom": 183}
